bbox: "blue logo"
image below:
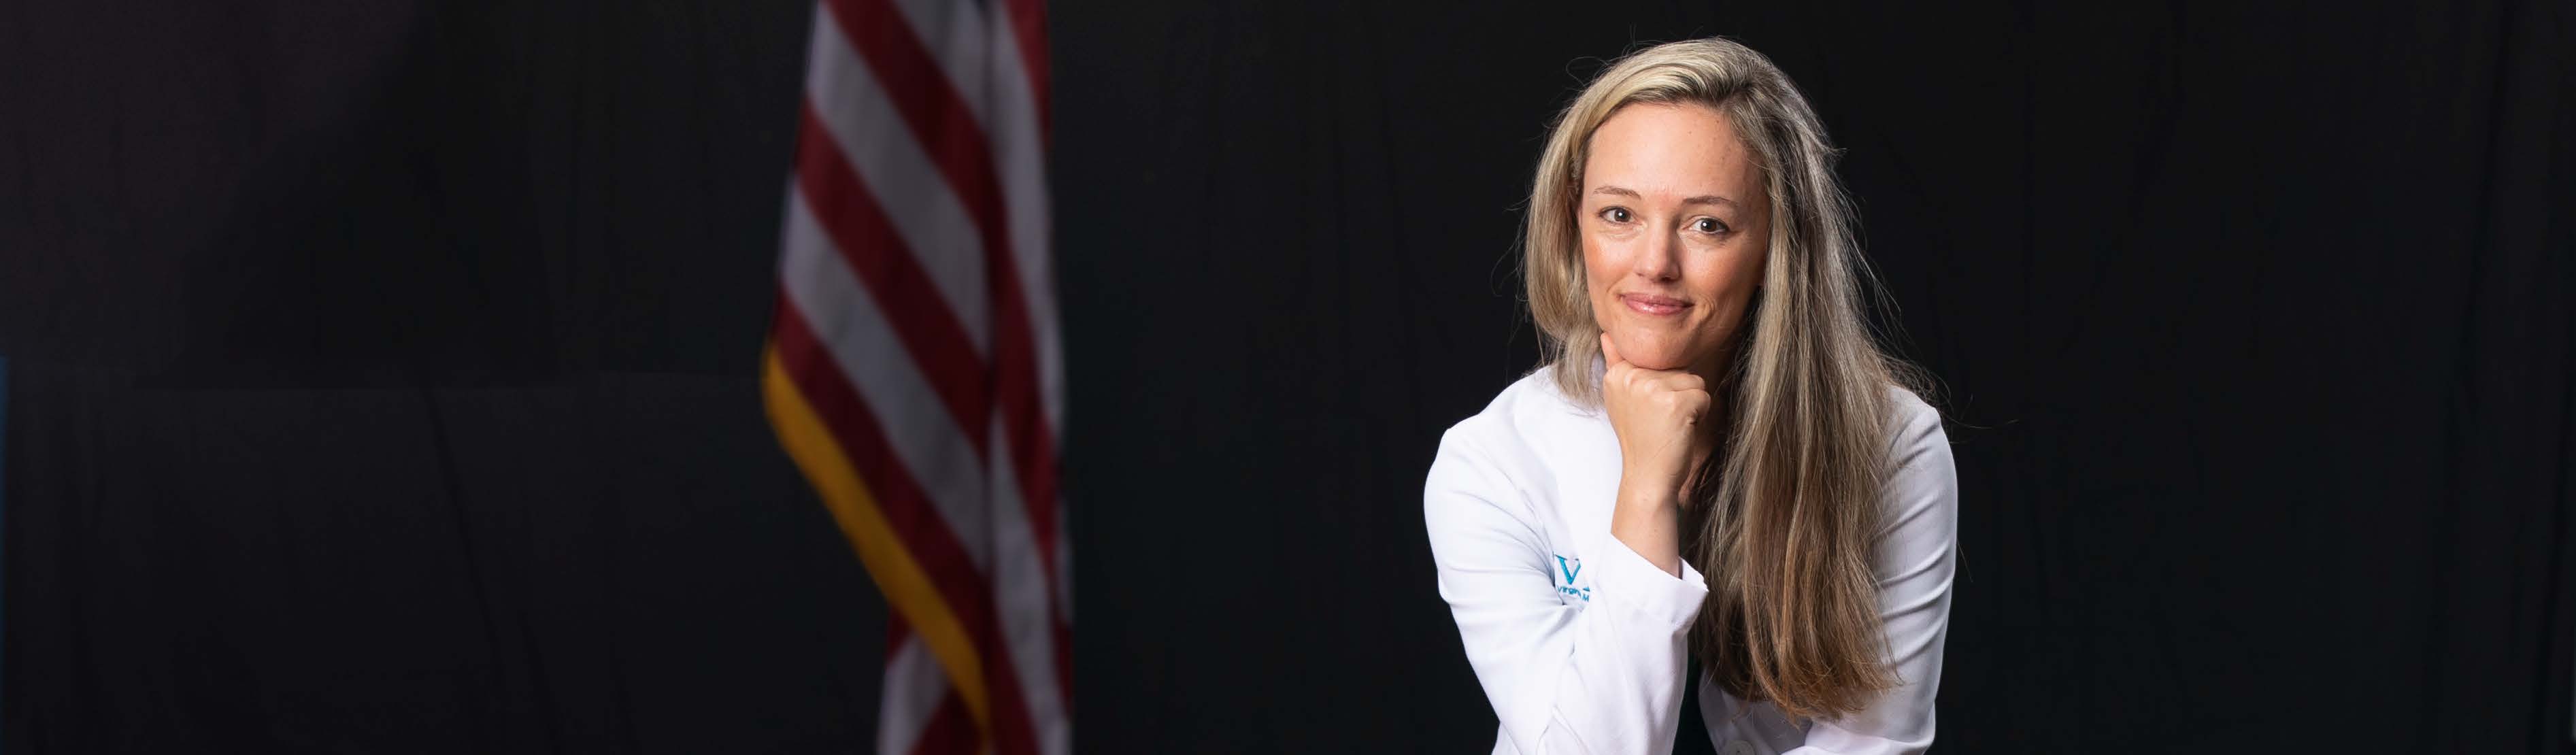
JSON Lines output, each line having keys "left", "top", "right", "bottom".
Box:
{"left": 1554, "top": 554, "right": 1590, "bottom": 602}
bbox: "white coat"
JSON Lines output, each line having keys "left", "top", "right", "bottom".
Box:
{"left": 1423, "top": 361, "right": 1958, "bottom": 755}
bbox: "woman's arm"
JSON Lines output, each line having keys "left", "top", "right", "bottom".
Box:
{"left": 1426, "top": 426, "right": 1709, "bottom": 755}
{"left": 1599, "top": 333, "right": 1714, "bottom": 577}
{"left": 1788, "top": 401, "right": 1960, "bottom": 754}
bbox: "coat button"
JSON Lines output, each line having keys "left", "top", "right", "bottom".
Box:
{"left": 1722, "top": 741, "right": 1754, "bottom": 755}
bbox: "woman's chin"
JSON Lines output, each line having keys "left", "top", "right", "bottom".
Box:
{"left": 1622, "top": 354, "right": 1691, "bottom": 371}
{"left": 1606, "top": 338, "right": 1693, "bottom": 370}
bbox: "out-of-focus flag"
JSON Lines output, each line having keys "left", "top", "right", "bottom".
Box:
{"left": 760, "top": 0, "right": 1067, "bottom": 752}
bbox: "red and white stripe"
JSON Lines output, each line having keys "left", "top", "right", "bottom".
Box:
{"left": 769, "top": 0, "right": 1066, "bottom": 752}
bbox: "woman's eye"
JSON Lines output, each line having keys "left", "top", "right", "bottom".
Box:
{"left": 1694, "top": 218, "right": 1729, "bottom": 234}
{"left": 1601, "top": 207, "right": 1631, "bottom": 224}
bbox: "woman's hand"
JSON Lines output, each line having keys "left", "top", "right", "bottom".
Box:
{"left": 1601, "top": 333, "right": 1716, "bottom": 500}
{"left": 1600, "top": 333, "right": 1715, "bottom": 575}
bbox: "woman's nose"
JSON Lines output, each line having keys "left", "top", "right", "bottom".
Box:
{"left": 1632, "top": 229, "right": 1682, "bottom": 282}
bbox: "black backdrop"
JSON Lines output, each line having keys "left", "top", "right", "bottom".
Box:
{"left": 5, "top": 1, "right": 2573, "bottom": 753}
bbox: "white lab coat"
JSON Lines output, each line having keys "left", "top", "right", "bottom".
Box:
{"left": 1423, "top": 363, "right": 1958, "bottom": 755}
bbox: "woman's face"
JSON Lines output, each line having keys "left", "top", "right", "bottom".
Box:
{"left": 1578, "top": 102, "right": 1771, "bottom": 375}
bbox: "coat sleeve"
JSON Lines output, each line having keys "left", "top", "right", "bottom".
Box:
{"left": 1426, "top": 424, "right": 1710, "bottom": 754}
{"left": 1787, "top": 402, "right": 1960, "bottom": 754}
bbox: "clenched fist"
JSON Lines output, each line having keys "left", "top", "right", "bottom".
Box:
{"left": 1601, "top": 333, "right": 1718, "bottom": 502}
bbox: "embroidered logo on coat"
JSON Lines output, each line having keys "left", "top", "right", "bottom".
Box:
{"left": 1553, "top": 554, "right": 1591, "bottom": 602}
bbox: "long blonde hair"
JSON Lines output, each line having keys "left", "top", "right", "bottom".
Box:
{"left": 1522, "top": 37, "right": 1929, "bottom": 720}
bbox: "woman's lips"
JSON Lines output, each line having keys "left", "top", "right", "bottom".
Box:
{"left": 1620, "top": 293, "right": 1692, "bottom": 317}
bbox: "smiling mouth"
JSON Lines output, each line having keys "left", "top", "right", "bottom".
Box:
{"left": 1619, "top": 294, "right": 1692, "bottom": 317}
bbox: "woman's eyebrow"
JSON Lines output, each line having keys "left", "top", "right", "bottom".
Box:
{"left": 1589, "top": 185, "right": 1739, "bottom": 209}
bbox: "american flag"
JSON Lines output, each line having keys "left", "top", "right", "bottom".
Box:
{"left": 759, "top": 0, "right": 1067, "bottom": 752}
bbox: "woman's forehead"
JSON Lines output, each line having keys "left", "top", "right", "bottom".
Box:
{"left": 1582, "top": 103, "right": 1762, "bottom": 203}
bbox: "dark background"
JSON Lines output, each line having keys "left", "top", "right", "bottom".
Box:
{"left": 5, "top": 1, "right": 2572, "bottom": 752}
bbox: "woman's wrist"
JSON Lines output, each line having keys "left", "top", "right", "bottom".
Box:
{"left": 1610, "top": 473, "right": 1686, "bottom": 575}
{"left": 1616, "top": 465, "right": 1687, "bottom": 509}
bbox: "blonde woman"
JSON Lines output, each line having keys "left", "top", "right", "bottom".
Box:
{"left": 1424, "top": 38, "right": 1958, "bottom": 755}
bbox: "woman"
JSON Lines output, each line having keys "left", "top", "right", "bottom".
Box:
{"left": 1424, "top": 38, "right": 1958, "bottom": 755}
